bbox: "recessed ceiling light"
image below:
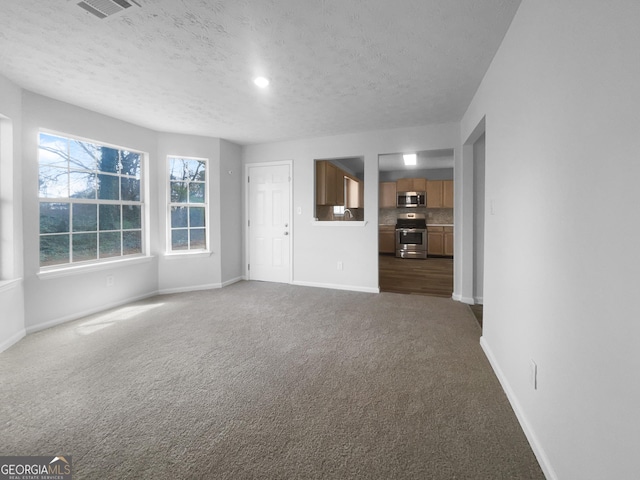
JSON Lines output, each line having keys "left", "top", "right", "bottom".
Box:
{"left": 254, "top": 77, "right": 270, "bottom": 88}
{"left": 403, "top": 153, "right": 417, "bottom": 166}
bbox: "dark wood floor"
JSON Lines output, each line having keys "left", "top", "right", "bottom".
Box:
{"left": 379, "top": 254, "right": 453, "bottom": 297}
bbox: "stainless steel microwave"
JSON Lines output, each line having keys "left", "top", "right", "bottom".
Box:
{"left": 397, "top": 191, "right": 426, "bottom": 208}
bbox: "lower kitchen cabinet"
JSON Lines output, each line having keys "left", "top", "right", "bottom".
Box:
{"left": 379, "top": 225, "right": 396, "bottom": 254}
{"left": 427, "top": 226, "right": 454, "bottom": 257}
{"left": 444, "top": 226, "right": 454, "bottom": 256}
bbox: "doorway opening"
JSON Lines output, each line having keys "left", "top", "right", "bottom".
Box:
{"left": 377, "top": 150, "right": 454, "bottom": 297}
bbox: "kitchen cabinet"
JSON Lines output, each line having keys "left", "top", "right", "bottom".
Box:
{"left": 443, "top": 180, "right": 454, "bottom": 208}
{"left": 316, "top": 160, "right": 346, "bottom": 206}
{"left": 426, "top": 180, "right": 454, "bottom": 208}
{"left": 427, "top": 227, "right": 445, "bottom": 255}
{"left": 345, "top": 176, "right": 361, "bottom": 208}
{"left": 397, "top": 177, "right": 427, "bottom": 192}
{"left": 444, "top": 226, "right": 454, "bottom": 256}
{"left": 379, "top": 182, "right": 397, "bottom": 208}
{"left": 379, "top": 225, "right": 396, "bottom": 254}
{"left": 427, "top": 226, "right": 454, "bottom": 257}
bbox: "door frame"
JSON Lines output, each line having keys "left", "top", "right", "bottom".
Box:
{"left": 244, "top": 160, "right": 293, "bottom": 283}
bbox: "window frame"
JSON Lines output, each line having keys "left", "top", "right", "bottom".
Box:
{"left": 166, "top": 155, "right": 210, "bottom": 254}
{"left": 37, "top": 130, "right": 146, "bottom": 271}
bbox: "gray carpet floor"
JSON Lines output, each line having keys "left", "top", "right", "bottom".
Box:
{"left": 0, "top": 281, "right": 544, "bottom": 479}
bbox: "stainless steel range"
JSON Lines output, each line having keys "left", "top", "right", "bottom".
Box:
{"left": 395, "top": 213, "right": 427, "bottom": 259}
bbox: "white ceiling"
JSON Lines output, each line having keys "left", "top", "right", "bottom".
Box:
{"left": 0, "top": 0, "right": 521, "bottom": 145}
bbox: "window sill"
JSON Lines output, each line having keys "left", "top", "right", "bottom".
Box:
{"left": 163, "top": 250, "right": 214, "bottom": 260}
{"left": 311, "top": 220, "right": 368, "bottom": 227}
{"left": 37, "top": 255, "right": 154, "bottom": 280}
{"left": 0, "top": 278, "right": 22, "bottom": 293}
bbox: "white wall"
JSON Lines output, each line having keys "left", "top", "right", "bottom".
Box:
{"left": 473, "top": 133, "right": 485, "bottom": 303}
{"left": 21, "top": 93, "right": 160, "bottom": 331}
{"left": 0, "top": 74, "right": 25, "bottom": 351}
{"left": 219, "top": 139, "right": 243, "bottom": 284}
{"left": 243, "top": 123, "right": 459, "bottom": 292}
{"left": 157, "top": 133, "right": 224, "bottom": 293}
{"left": 460, "top": 1, "right": 640, "bottom": 478}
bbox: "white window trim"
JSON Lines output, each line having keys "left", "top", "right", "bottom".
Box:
{"left": 37, "top": 129, "right": 148, "bottom": 270}
{"left": 166, "top": 155, "right": 210, "bottom": 254}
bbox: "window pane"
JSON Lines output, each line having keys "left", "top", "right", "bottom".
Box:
{"left": 187, "top": 160, "right": 206, "bottom": 181}
{"left": 70, "top": 171, "right": 96, "bottom": 199}
{"left": 40, "top": 202, "right": 70, "bottom": 234}
{"left": 72, "top": 204, "right": 97, "bottom": 232}
{"left": 97, "top": 174, "right": 120, "bottom": 200}
{"left": 40, "top": 235, "right": 69, "bottom": 266}
{"left": 122, "top": 205, "right": 141, "bottom": 229}
{"left": 169, "top": 158, "right": 205, "bottom": 181}
{"left": 99, "top": 232, "right": 121, "bottom": 258}
{"left": 191, "top": 229, "right": 206, "bottom": 250}
{"left": 189, "top": 183, "right": 205, "bottom": 203}
{"left": 120, "top": 152, "right": 141, "bottom": 177}
{"left": 123, "top": 231, "right": 142, "bottom": 255}
{"left": 69, "top": 140, "right": 98, "bottom": 170}
{"left": 189, "top": 207, "right": 205, "bottom": 228}
{"left": 72, "top": 233, "right": 97, "bottom": 262}
{"left": 171, "top": 206, "right": 188, "bottom": 228}
{"left": 39, "top": 132, "right": 144, "bottom": 268}
{"left": 39, "top": 165, "right": 69, "bottom": 198}
{"left": 97, "top": 146, "right": 120, "bottom": 173}
{"left": 170, "top": 181, "right": 188, "bottom": 203}
{"left": 121, "top": 177, "right": 140, "bottom": 201}
{"left": 99, "top": 204, "right": 121, "bottom": 231}
{"left": 39, "top": 133, "right": 69, "bottom": 168}
{"left": 171, "top": 230, "right": 188, "bottom": 250}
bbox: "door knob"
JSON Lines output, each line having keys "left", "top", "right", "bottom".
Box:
{"left": 284, "top": 232, "right": 289, "bottom": 235}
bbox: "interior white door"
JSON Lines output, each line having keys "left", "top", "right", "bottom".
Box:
{"left": 248, "top": 164, "right": 291, "bottom": 283}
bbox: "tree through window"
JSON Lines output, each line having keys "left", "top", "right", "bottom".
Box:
{"left": 168, "top": 157, "right": 208, "bottom": 252}
{"left": 38, "top": 132, "right": 144, "bottom": 267}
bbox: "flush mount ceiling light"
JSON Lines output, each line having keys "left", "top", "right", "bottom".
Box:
{"left": 254, "top": 77, "right": 270, "bottom": 88}
{"left": 403, "top": 153, "right": 417, "bottom": 166}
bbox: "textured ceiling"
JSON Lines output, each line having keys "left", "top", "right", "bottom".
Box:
{"left": 0, "top": 0, "right": 521, "bottom": 145}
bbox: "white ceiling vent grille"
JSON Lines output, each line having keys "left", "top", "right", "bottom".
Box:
{"left": 77, "top": 0, "right": 140, "bottom": 19}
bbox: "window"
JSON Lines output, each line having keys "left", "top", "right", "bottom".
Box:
{"left": 38, "top": 132, "right": 144, "bottom": 268}
{"left": 168, "top": 157, "right": 208, "bottom": 252}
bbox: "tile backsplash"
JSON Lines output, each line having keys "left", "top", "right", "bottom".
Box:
{"left": 379, "top": 207, "right": 453, "bottom": 225}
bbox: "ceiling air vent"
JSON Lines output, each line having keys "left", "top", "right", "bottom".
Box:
{"left": 77, "top": 0, "right": 140, "bottom": 19}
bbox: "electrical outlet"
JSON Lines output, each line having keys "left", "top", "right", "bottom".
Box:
{"left": 106, "top": 274, "right": 114, "bottom": 287}
{"left": 337, "top": 261, "right": 343, "bottom": 271}
{"left": 530, "top": 359, "right": 538, "bottom": 390}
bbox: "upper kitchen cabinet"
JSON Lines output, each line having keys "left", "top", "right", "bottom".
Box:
{"left": 315, "top": 157, "right": 365, "bottom": 221}
{"left": 379, "top": 182, "right": 397, "bottom": 208}
{"left": 443, "top": 180, "right": 454, "bottom": 208}
{"left": 426, "top": 180, "right": 454, "bottom": 208}
{"left": 396, "top": 177, "right": 427, "bottom": 192}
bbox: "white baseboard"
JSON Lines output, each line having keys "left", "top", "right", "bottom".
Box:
{"left": 0, "top": 328, "right": 26, "bottom": 353}
{"left": 452, "top": 292, "right": 475, "bottom": 304}
{"left": 480, "top": 336, "right": 557, "bottom": 480}
{"left": 25, "top": 292, "right": 159, "bottom": 334}
{"left": 157, "top": 283, "right": 222, "bottom": 295}
{"left": 474, "top": 296, "right": 484, "bottom": 305}
{"left": 221, "top": 276, "right": 243, "bottom": 288}
{"left": 292, "top": 280, "right": 379, "bottom": 294}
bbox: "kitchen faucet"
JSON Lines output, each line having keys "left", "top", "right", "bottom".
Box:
{"left": 344, "top": 208, "right": 354, "bottom": 219}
